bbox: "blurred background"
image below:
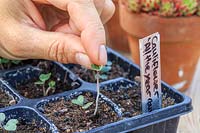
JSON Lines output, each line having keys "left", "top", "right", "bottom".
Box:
{"left": 106, "top": 0, "right": 200, "bottom": 132}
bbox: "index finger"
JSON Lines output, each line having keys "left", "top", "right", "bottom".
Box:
{"left": 68, "top": 1, "right": 107, "bottom": 65}
{"left": 35, "top": 0, "right": 108, "bottom": 65}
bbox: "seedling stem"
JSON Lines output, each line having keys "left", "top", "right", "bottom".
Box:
{"left": 94, "top": 71, "right": 100, "bottom": 115}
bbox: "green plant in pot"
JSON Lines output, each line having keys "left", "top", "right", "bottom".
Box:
{"left": 119, "top": 0, "right": 200, "bottom": 92}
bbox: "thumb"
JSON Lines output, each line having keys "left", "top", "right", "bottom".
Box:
{"left": 16, "top": 25, "right": 92, "bottom": 68}
{"left": 35, "top": 0, "right": 108, "bottom": 65}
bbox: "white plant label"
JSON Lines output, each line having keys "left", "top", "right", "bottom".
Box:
{"left": 139, "top": 32, "right": 162, "bottom": 113}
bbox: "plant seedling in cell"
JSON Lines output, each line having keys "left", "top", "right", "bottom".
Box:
{"left": 0, "top": 58, "right": 10, "bottom": 64}
{"left": 91, "top": 61, "right": 113, "bottom": 115}
{"left": 11, "top": 60, "right": 21, "bottom": 65}
{"left": 0, "top": 113, "right": 18, "bottom": 131}
{"left": 0, "top": 57, "right": 21, "bottom": 70}
{"left": 0, "top": 58, "right": 9, "bottom": 70}
{"left": 91, "top": 64, "right": 103, "bottom": 71}
{"left": 96, "top": 61, "right": 112, "bottom": 80}
{"left": 101, "top": 61, "right": 112, "bottom": 72}
{"left": 71, "top": 95, "right": 93, "bottom": 109}
{"left": 35, "top": 73, "right": 56, "bottom": 96}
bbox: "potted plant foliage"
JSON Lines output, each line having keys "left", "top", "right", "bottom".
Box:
{"left": 119, "top": 0, "right": 200, "bottom": 92}
{"left": 0, "top": 47, "right": 192, "bottom": 132}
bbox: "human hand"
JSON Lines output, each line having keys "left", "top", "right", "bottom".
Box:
{"left": 0, "top": 0, "right": 115, "bottom": 68}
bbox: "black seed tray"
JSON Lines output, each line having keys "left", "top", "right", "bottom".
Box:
{"left": 0, "top": 48, "right": 192, "bottom": 133}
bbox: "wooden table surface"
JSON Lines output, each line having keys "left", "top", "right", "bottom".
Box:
{"left": 178, "top": 58, "right": 200, "bottom": 133}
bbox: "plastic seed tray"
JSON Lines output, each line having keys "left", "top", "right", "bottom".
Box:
{"left": 0, "top": 48, "right": 192, "bottom": 133}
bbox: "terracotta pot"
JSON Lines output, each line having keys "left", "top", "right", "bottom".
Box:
{"left": 106, "top": 0, "right": 129, "bottom": 52}
{"left": 119, "top": 0, "right": 200, "bottom": 92}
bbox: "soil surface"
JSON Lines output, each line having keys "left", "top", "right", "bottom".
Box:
{"left": 15, "top": 61, "right": 80, "bottom": 99}
{"left": 101, "top": 86, "right": 176, "bottom": 118}
{"left": 42, "top": 92, "right": 119, "bottom": 133}
{"left": 101, "top": 86, "right": 142, "bottom": 117}
{"left": 70, "top": 60, "right": 131, "bottom": 83}
{"left": 0, "top": 60, "right": 39, "bottom": 71}
{"left": 16, "top": 119, "right": 48, "bottom": 132}
{"left": 0, "top": 89, "right": 16, "bottom": 108}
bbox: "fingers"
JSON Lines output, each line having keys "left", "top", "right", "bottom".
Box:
{"left": 0, "top": 0, "right": 115, "bottom": 68}
{"left": 94, "top": 0, "right": 105, "bottom": 15}
{"left": 28, "top": 27, "right": 93, "bottom": 68}
{"left": 32, "top": 0, "right": 115, "bottom": 66}
{"left": 25, "top": 0, "right": 46, "bottom": 30}
{"left": 35, "top": 0, "right": 115, "bottom": 24}
{"left": 43, "top": 0, "right": 107, "bottom": 65}
{"left": 68, "top": 1, "right": 108, "bottom": 65}
{"left": 1, "top": 23, "right": 92, "bottom": 68}
{"left": 34, "top": 0, "right": 114, "bottom": 65}
{"left": 33, "top": 0, "right": 106, "bottom": 66}
{"left": 100, "top": 0, "right": 115, "bottom": 23}
{"left": 52, "top": 0, "right": 115, "bottom": 35}
{"left": 51, "top": 19, "right": 81, "bottom": 35}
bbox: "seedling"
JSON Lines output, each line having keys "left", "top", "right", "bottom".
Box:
{"left": 35, "top": 73, "right": 56, "bottom": 96}
{"left": 96, "top": 61, "right": 112, "bottom": 80}
{"left": 91, "top": 61, "right": 112, "bottom": 73}
{"left": 71, "top": 95, "right": 93, "bottom": 109}
{"left": 0, "top": 113, "right": 18, "bottom": 131}
{"left": 0, "top": 58, "right": 21, "bottom": 70}
{"left": 11, "top": 60, "right": 21, "bottom": 65}
{"left": 0, "top": 58, "right": 9, "bottom": 64}
{"left": 91, "top": 61, "right": 113, "bottom": 115}
{"left": 0, "top": 58, "right": 9, "bottom": 70}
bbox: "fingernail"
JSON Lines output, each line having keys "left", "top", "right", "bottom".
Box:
{"left": 75, "top": 53, "right": 92, "bottom": 68}
{"left": 99, "top": 45, "right": 107, "bottom": 65}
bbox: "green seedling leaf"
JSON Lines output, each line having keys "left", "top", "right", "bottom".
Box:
{"left": 48, "top": 81, "right": 56, "bottom": 88}
{"left": 4, "top": 119, "right": 18, "bottom": 131}
{"left": 101, "top": 66, "right": 112, "bottom": 73}
{"left": 7, "top": 119, "right": 18, "bottom": 125}
{"left": 0, "top": 113, "right": 5, "bottom": 122}
{"left": 0, "top": 58, "right": 10, "bottom": 64}
{"left": 82, "top": 102, "right": 93, "bottom": 109}
{"left": 11, "top": 60, "right": 21, "bottom": 65}
{"left": 95, "top": 74, "right": 108, "bottom": 80}
{"left": 91, "top": 64, "right": 103, "bottom": 71}
{"left": 71, "top": 95, "right": 84, "bottom": 106}
{"left": 39, "top": 73, "right": 51, "bottom": 82}
{"left": 107, "top": 61, "right": 112, "bottom": 66}
{"left": 99, "top": 74, "right": 108, "bottom": 80}
{"left": 34, "top": 81, "right": 44, "bottom": 85}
